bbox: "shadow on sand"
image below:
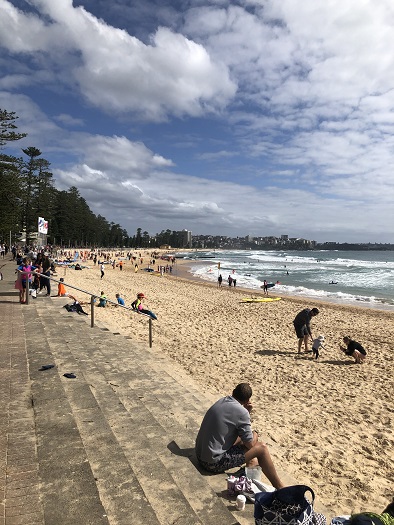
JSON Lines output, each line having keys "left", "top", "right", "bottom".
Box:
{"left": 255, "top": 350, "right": 354, "bottom": 366}
{"left": 320, "top": 359, "right": 355, "bottom": 366}
{"left": 255, "top": 349, "right": 295, "bottom": 357}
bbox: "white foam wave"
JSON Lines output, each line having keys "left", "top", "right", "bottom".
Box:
{"left": 189, "top": 263, "right": 394, "bottom": 309}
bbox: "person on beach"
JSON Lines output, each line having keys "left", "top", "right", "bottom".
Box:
{"left": 228, "top": 275, "right": 233, "bottom": 287}
{"left": 131, "top": 292, "right": 157, "bottom": 320}
{"left": 97, "top": 291, "right": 107, "bottom": 307}
{"left": 16, "top": 257, "right": 33, "bottom": 303}
{"left": 40, "top": 254, "right": 51, "bottom": 296}
{"left": 263, "top": 280, "right": 268, "bottom": 295}
{"left": 65, "top": 299, "right": 88, "bottom": 315}
{"left": 293, "top": 307, "right": 319, "bottom": 354}
{"left": 340, "top": 336, "right": 366, "bottom": 364}
{"left": 32, "top": 263, "right": 41, "bottom": 293}
{"left": 312, "top": 335, "right": 325, "bottom": 359}
{"left": 116, "top": 293, "right": 125, "bottom": 306}
{"left": 100, "top": 263, "right": 105, "bottom": 279}
{"left": 57, "top": 278, "right": 77, "bottom": 301}
{"left": 218, "top": 274, "right": 223, "bottom": 287}
{"left": 195, "top": 383, "right": 284, "bottom": 489}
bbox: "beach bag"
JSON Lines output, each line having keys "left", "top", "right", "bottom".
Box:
{"left": 254, "top": 485, "right": 326, "bottom": 525}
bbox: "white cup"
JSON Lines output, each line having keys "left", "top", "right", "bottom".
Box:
{"left": 236, "top": 494, "right": 246, "bottom": 511}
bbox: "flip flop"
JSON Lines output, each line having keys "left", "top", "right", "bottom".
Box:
{"left": 63, "top": 373, "right": 76, "bottom": 379}
{"left": 39, "top": 364, "right": 55, "bottom": 371}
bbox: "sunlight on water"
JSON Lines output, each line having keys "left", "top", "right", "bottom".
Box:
{"left": 179, "top": 250, "right": 394, "bottom": 310}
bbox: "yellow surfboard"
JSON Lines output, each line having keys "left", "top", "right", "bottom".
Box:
{"left": 241, "top": 297, "right": 281, "bottom": 303}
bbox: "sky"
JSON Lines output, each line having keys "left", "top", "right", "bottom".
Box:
{"left": 1, "top": 0, "right": 394, "bottom": 243}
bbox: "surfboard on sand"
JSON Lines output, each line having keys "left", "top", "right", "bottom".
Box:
{"left": 241, "top": 297, "right": 281, "bottom": 303}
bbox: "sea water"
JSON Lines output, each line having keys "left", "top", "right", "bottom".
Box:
{"left": 175, "top": 250, "right": 394, "bottom": 311}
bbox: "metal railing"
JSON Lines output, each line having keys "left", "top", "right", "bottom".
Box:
{"left": 18, "top": 270, "right": 154, "bottom": 347}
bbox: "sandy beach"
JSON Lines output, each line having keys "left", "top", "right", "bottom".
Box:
{"left": 57, "top": 252, "right": 393, "bottom": 516}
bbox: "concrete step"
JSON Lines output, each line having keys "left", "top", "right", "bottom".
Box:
{"left": 21, "top": 300, "right": 240, "bottom": 525}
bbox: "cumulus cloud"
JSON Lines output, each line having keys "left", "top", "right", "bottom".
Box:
{"left": 1, "top": 0, "right": 394, "bottom": 241}
{"left": 49, "top": 130, "right": 392, "bottom": 241}
{"left": 0, "top": 0, "right": 236, "bottom": 120}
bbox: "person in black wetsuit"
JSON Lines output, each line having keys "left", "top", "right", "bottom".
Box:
{"left": 340, "top": 336, "right": 366, "bottom": 364}
{"left": 293, "top": 307, "right": 320, "bottom": 354}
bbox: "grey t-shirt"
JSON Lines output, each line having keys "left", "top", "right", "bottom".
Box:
{"left": 195, "top": 396, "right": 253, "bottom": 463}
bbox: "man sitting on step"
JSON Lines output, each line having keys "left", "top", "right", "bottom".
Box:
{"left": 195, "top": 383, "right": 284, "bottom": 489}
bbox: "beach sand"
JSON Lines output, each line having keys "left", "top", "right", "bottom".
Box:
{"left": 58, "top": 253, "right": 393, "bottom": 516}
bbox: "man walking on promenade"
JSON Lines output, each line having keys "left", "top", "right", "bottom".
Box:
{"left": 195, "top": 383, "right": 284, "bottom": 489}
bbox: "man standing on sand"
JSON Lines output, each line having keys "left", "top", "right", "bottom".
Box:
{"left": 293, "top": 307, "right": 319, "bottom": 353}
{"left": 195, "top": 383, "right": 284, "bottom": 489}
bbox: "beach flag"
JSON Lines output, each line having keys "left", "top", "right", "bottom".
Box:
{"left": 38, "top": 217, "right": 48, "bottom": 234}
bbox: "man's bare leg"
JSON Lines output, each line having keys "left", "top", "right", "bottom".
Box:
{"left": 244, "top": 442, "right": 284, "bottom": 489}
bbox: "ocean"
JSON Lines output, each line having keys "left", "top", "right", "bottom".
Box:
{"left": 175, "top": 249, "right": 394, "bottom": 311}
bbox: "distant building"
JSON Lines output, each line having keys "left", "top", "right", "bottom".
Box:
{"left": 180, "top": 229, "right": 192, "bottom": 248}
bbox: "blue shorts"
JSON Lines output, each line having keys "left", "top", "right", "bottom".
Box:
{"left": 198, "top": 445, "right": 246, "bottom": 473}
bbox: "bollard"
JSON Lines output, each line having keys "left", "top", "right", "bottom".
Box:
{"left": 149, "top": 318, "right": 153, "bottom": 348}
{"left": 90, "top": 295, "right": 95, "bottom": 328}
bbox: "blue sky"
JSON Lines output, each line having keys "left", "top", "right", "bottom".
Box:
{"left": 1, "top": 0, "right": 394, "bottom": 242}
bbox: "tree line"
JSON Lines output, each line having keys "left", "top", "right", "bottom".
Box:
{"left": 0, "top": 109, "right": 192, "bottom": 249}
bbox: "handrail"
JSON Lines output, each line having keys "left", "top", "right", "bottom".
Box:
{"left": 17, "top": 269, "right": 154, "bottom": 347}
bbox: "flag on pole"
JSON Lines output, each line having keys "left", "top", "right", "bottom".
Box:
{"left": 38, "top": 217, "right": 48, "bottom": 234}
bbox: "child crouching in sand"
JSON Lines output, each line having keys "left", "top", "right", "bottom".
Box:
{"left": 340, "top": 336, "right": 366, "bottom": 364}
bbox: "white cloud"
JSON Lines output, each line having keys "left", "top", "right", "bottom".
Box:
{"left": 53, "top": 131, "right": 394, "bottom": 241}
{"left": 1, "top": 0, "right": 394, "bottom": 241}
{"left": 0, "top": 90, "right": 63, "bottom": 148}
{"left": 53, "top": 114, "right": 84, "bottom": 127}
{"left": 0, "top": 0, "right": 237, "bottom": 120}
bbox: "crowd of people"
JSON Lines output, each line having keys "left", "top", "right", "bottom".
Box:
{"left": 14, "top": 252, "right": 55, "bottom": 303}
